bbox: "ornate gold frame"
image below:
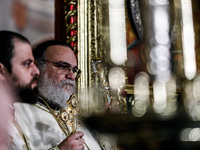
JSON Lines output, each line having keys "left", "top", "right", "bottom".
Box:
{"left": 64, "top": 0, "right": 126, "bottom": 114}
{"left": 77, "top": 0, "right": 109, "bottom": 114}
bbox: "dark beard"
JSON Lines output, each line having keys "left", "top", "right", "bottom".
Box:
{"left": 9, "top": 72, "right": 39, "bottom": 104}
{"left": 17, "top": 85, "right": 39, "bottom": 104}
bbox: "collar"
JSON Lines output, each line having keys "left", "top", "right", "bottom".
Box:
{"left": 37, "top": 96, "right": 61, "bottom": 110}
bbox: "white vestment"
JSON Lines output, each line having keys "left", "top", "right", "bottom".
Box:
{"left": 14, "top": 102, "right": 102, "bottom": 150}
{"left": 8, "top": 117, "right": 30, "bottom": 150}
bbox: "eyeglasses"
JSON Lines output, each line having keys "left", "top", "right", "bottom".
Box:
{"left": 40, "top": 59, "right": 81, "bottom": 79}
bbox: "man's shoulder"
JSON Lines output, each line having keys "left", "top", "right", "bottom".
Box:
{"left": 14, "top": 102, "right": 48, "bottom": 113}
{"left": 14, "top": 102, "right": 35, "bottom": 114}
{"left": 13, "top": 102, "right": 65, "bottom": 150}
{"left": 14, "top": 102, "right": 33, "bottom": 108}
{"left": 14, "top": 102, "right": 52, "bottom": 122}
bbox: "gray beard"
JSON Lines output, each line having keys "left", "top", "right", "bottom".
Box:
{"left": 38, "top": 73, "right": 76, "bottom": 109}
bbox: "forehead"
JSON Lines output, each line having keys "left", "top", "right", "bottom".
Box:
{"left": 44, "top": 45, "right": 77, "bottom": 66}
{"left": 12, "top": 39, "right": 33, "bottom": 61}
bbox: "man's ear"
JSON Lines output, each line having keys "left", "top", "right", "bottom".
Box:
{"left": 0, "top": 63, "right": 6, "bottom": 80}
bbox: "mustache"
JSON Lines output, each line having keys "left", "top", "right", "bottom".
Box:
{"left": 60, "top": 79, "right": 76, "bottom": 87}
{"left": 30, "top": 76, "right": 39, "bottom": 85}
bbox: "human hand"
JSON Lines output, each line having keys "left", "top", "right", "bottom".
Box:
{"left": 58, "top": 131, "right": 85, "bottom": 150}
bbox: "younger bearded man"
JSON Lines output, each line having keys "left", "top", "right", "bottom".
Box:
{"left": 0, "top": 30, "right": 40, "bottom": 149}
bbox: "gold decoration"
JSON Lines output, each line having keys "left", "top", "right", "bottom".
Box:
{"left": 56, "top": 94, "right": 81, "bottom": 132}
{"left": 91, "top": 58, "right": 113, "bottom": 106}
{"left": 65, "top": 10, "right": 77, "bottom": 21}
{"left": 66, "top": 23, "right": 77, "bottom": 33}
{"left": 69, "top": 94, "right": 78, "bottom": 107}
{"left": 77, "top": 0, "right": 109, "bottom": 114}
{"left": 60, "top": 110, "right": 69, "bottom": 122}
{"left": 68, "top": 1, "right": 77, "bottom": 5}
{"left": 66, "top": 36, "right": 77, "bottom": 44}
{"left": 117, "top": 90, "right": 128, "bottom": 114}
{"left": 40, "top": 96, "right": 88, "bottom": 149}
{"left": 64, "top": 0, "right": 78, "bottom": 52}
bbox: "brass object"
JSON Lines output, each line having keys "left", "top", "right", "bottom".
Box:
{"left": 65, "top": 10, "right": 77, "bottom": 21}
{"left": 91, "top": 58, "right": 112, "bottom": 105}
{"left": 40, "top": 96, "right": 88, "bottom": 149}
{"left": 68, "top": 1, "right": 77, "bottom": 6}
{"left": 66, "top": 36, "right": 77, "bottom": 44}
{"left": 64, "top": 0, "right": 78, "bottom": 52}
{"left": 117, "top": 91, "right": 128, "bottom": 114}
{"left": 66, "top": 23, "right": 77, "bottom": 33}
{"left": 77, "top": 0, "right": 130, "bottom": 115}
{"left": 91, "top": 58, "right": 108, "bottom": 88}
{"left": 78, "top": 0, "right": 105, "bottom": 114}
{"left": 57, "top": 94, "right": 81, "bottom": 132}
{"left": 69, "top": 94, "right": 78, "bottom": 107}
{"left": 60, "top": 110, "right": 69, "bottom": 122}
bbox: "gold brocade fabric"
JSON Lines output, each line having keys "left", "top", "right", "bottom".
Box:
{"left": 38, "top": 95, "right": 90, "bottom": 150}
{"left": 14, "top": 102, "right": 102, "bottom": 149}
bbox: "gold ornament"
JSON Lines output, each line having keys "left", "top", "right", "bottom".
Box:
{"left": 56, "top": 94, "right": 81, "bottom": 132}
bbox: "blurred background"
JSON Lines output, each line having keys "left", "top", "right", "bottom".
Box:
{"left": 1, "top": 0, "right": 200, "bottom": 149}
{"left": 0, "top": 0, "right": 54, "bottom": 43}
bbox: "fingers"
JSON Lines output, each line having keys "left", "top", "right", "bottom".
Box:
{"left": 77, "top": 137, "right": 85, "bottom": 146}
{"left": 69, "top": 131, "right": 84, "bottom": 140}
{"left": 58, "top": 131, "right": 85, "bottom": 150}
{"left": 70, "top": 131, "right": 85, "bottom": 146}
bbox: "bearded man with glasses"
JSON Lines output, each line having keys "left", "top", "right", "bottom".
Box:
{"left": 14, "top": 40, "right": 102, "bottom": 150}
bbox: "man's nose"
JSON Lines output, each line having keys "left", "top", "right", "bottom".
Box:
{"left": 32, "top": 64, "right": 40, "bottom": 76}
{"left": 65, "top": 69, "right": 75, "bottom": 81}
